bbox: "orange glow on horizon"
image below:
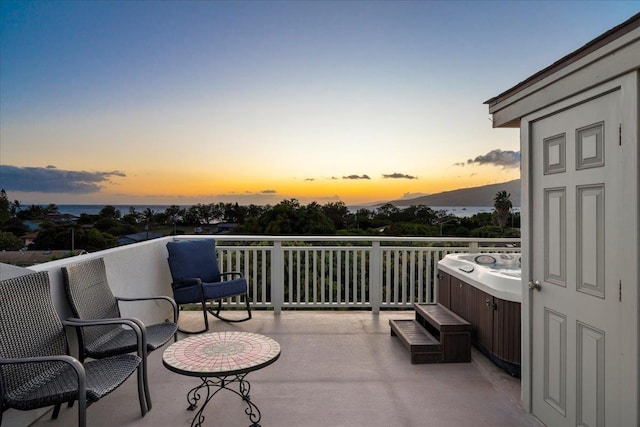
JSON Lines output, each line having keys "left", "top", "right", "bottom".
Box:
{"left": 99, "top": 166, "right": 519, "bottom": 206}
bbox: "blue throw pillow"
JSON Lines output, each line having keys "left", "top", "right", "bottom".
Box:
{"left": 167, "top": 240, "right": 221, "bottom": 283}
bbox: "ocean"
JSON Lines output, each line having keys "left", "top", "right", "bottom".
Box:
{"left": 49, "top": 204, "right": 517, "bottom": 218}
{"left": 54, "top": 205, "right": 178, "bottom": 217}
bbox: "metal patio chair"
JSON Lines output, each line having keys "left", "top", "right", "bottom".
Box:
{"left": 62, "top": 257, "right": 178, "bottom": 412}
{"left": 166, "top": 239, "right": 251, "bottom": 334}
{"left": 0, "top": 271, "right": 144, "bottom": 427}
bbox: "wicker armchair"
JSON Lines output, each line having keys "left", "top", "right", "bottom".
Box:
{"left": 61, "top": 257, "right": 178, "bottom": 412}
{"left": 166, "top": 239, "right": 251, "bottom": 334}
{"left": 0, "top": 271, "right": 144, "bottom": 427}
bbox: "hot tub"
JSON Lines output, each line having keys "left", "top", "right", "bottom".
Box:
{"left": 437, "top": 253, "right": 521, "bottom": 376}
{"left": 437, "top": 253, "right": 521, "bottom": 303}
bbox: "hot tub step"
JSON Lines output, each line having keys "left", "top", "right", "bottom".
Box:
{"left": 389, "top": 319, "right": 442, "bottom": 364}
{"left": 413, "top": 303, "right": 472, "bottom": 363}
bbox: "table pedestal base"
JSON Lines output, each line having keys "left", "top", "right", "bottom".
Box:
{"left": 186, "top": 373, "right": 262, "bottom": 427}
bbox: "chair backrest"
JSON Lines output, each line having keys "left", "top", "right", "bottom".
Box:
{"left": 62, "top": 258, "right": 122, "bottom": 349}
{"left": 166, "top": 239, "right": 221, "bottom": 283}
{"left": 0, "top": 272, "right": 68, "bottom": 398}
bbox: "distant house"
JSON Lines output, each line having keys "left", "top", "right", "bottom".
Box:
{"left": 214, "top": 222, "right": 238, "bottom": 234}
{"left": 20, "top": 232, "right": 38, "bottom": 247}
{"left": 117, "top": 232, "right": 163, "bottom": 245}
{"left": 193, "top": 223, "right": 238, "bottom": 234}
{"left": 46, "top": 213, "right": 79, "bottom": 223}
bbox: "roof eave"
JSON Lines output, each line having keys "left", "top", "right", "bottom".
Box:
{"left": 485, "top": 12, "right": 640, "bottom": 124}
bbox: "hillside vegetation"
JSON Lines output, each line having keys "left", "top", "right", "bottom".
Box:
{"left": 387, "top": 179, "right": 520, "bottom": 207}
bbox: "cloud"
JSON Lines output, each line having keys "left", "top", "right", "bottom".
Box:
{"left": 0, "top": 165, "right": 125, "bottom": 194}
{"left": 343, "top": 174, "right": 370, "bottom": 180}
{"left": 226, "top": 189, "right": 278, "bottom": 196}
{"left": 453, "top": 162, "right": 465, "bottom": 167}
{"left": 304, "top": 178, "right": 315, "bottom": 181}
{"left": 466, "top": 149, "right": 520, "bottom": 168}
{"left": 383, "top": 173, "right": 417, "bottom": 179}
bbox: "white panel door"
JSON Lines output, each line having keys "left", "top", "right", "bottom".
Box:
{"left": 530, "top": 88, "right": 623, "bottom": 427}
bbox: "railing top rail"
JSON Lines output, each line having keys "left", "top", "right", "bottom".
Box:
{"left": 170, "top": 235, "right": 520, "bottom": 244}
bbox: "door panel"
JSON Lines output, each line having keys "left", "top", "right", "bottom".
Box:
{"left": 544, "top": 188, "right": 566, "bottom": 285}
{"left": 530, "top": 89, "right": 622, "bottom": 427}
{"left": 576, "top": 321, "right": 605, "bottom": 427}
{"left": 543, "top": 307, "right": 566, "bottom": 416}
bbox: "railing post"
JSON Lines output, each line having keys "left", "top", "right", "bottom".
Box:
{"left": 370, "top": 240, "right": 382, "bottom": 314}
{"left": 469, "top": 241, "right": 479, "bottom": 253}
{"left": 271, "top": 241, "right": 284, "bottom": 314}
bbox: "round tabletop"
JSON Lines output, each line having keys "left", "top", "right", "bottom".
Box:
{"left": 163, "top": 331, "right": 281, "bottom": 377}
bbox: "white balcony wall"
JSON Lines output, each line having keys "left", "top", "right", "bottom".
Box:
{"left": 30, "top": 237, "right": 176, "bottom": 326}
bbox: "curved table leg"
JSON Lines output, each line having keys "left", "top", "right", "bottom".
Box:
{"left": 187, "top": 377, "right": 225, "bottom": 427}
{"left": 185, "top": 375, "right": 262, "bottom": 427}
{"left": 238, "top": 374, "right": 262, "bottom": 427}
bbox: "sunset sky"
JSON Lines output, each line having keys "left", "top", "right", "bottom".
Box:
{"left": 1, "top": 1, "right": 638, "bottom": 206}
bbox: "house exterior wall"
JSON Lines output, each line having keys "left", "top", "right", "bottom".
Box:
{"left": 519, "top": 73, "right": 638, "bottom": 422}
{"left": 487, "top": 16, "right": 639, "bottom": 425}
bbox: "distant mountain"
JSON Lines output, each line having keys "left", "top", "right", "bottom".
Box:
{"left": 385, "top": 179, "right": 521, "bottom": 207}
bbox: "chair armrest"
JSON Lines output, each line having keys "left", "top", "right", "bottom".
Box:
{"left": 115, "top": 296, "right": 179, "bottom": 323}
{"left": 0, "top": 354, "right": 87, "bottom": 415}
{"left": 171, "top": 278, "right": 202, "bottom": 289}
{"left": 63, "top": 318, "right": 147, "bottom": 359}
{"left": 171, "top": 278, "right": 206, "bottom": 304}
{"left": 220, "top": 272, "right": 243, "bottom": 279}
{"left": 0, "top": 354, "right": 85, "bottom": 374}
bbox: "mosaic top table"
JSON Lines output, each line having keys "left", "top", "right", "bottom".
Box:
{"left": 163, "top": 331, "right": 281, "bottom": 427}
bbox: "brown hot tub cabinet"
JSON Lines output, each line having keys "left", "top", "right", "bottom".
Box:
{"left": 438, "top": 270, "right": 521, "bottom": 377}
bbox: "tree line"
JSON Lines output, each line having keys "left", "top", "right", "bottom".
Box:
{"left": 0, "top": 189, "right": 519, "bottom": 252}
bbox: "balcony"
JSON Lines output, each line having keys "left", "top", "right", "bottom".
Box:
{"left": 4, "top": 235, "right": 540, "bottom": 427}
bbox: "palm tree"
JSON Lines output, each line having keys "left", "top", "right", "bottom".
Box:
{"left": 0, "top": 189, "right": 10, "bottom": 223}
{"left": 143, "top": 208, "right": 156, "bottom": 226}
{"left": 129, "top": 206, "right": 142, "bottom": 223}
{"left": 142, "top": 208, "right": 157, "bottom": 239}
{"left": 165, "top": 205, "right": 184, "bottom": 235}
{"left": 494, "top": 190, "right": 512, "bottom": 229}
{"left": 10, "top": 200, "right": 21, "bottom": 218}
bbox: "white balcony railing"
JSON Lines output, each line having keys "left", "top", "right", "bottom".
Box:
{"left": 27, "top": 235, "right": 521, "bottom": 323}
{"left": 171, "top": 235, "right": 520, "bottom": 313}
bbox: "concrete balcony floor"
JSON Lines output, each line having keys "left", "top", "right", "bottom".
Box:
{"left": 32, "top": 311, "right": 542, "bottom": 427}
